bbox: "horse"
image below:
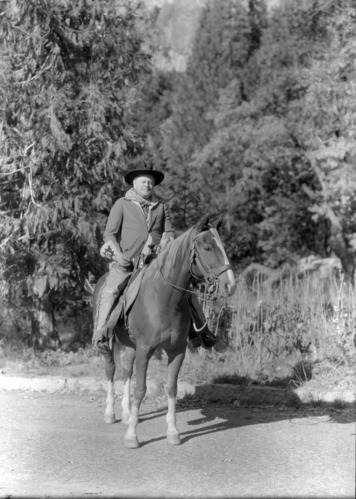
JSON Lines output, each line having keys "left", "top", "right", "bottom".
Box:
{"left": 92, "top": 213, "right": 236, "bottom": 449}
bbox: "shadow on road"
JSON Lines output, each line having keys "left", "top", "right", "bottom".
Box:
{"left": 135, "top": 387, "right": 355, "bottom": 447}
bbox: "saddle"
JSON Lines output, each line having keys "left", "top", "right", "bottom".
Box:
{"left": 104, "top": 253, "right": 155, "bottom": 332}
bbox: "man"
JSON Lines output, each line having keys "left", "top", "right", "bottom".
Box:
{"left": 93, "top": 159, "right": 216, "bottom": 349}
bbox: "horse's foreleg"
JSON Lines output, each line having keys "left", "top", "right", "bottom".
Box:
{"left": 101, "top": 345, "right": 117, "bottom": 424}
{"left": 166, "top": 349, "right": 185, "bottom": 445}
{"left": 124, "top": 346, "right": 150, "bottom": 449}
{"left": 121, "top": 377, "right": 131, "bottom": 425}
{"left": 105, "top": 380, "right": 115, "bottom": 424}
{"left": 121, "top": 347, "right": 135, "bottom": 425}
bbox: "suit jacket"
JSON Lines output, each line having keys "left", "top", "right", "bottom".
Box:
{"left": 103, "top": 198, "right": 174, "bottom": 260}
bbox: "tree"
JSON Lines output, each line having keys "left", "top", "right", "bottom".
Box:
{"left": 0, "top": 0, "right": 152, "bottom": 348}
{"left": 296, "top": 0, "right": 356, "bottom": 285}
{"left": 157, "top": 0, "right": 355, "bottom": 279}
{"left": 164, "top": 0, "right": 260, "bottom": 228}
{"left": 190, "top": 0, "right": 336, "bottom": 268}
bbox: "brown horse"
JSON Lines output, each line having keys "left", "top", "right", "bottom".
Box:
{"left": 93, "top": 213, "right": 236, "bottom": 448}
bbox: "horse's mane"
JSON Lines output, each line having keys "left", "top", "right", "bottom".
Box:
{"left": 142, "top": 226, "right": 196, "bottom": 283}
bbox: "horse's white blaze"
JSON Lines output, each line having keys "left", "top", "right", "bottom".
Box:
{"left": 210, "top": 228, "right": 236, "bottom": 293}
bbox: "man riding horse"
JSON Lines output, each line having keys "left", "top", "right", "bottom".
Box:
{"left": 93, "top": 158, "right": 217, "bottom": 350}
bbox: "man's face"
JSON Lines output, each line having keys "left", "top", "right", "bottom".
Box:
{"left": 133, "top": 175, "right": 155, "bottom": 199}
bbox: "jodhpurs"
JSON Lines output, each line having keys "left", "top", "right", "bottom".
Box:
{"left": 95, "top": 262, "right": 132, "bottom": 333}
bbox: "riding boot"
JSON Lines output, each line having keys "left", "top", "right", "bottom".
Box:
{"left": 188, "top": 296, "right": 217, "bottom": 349}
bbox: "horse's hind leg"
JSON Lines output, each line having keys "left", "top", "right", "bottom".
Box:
{"left": 120, "top": 347, "right": 135, "bottom": 425}
{"left": 165, "top": 349, "right": 185, "bottom": 445}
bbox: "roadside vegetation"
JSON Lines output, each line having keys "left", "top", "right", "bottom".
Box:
{"left": 1, "top": 273, "right": 354, "bottom": 400}
{"left": 183, "top": 274, "right": 355, "bottom": 395}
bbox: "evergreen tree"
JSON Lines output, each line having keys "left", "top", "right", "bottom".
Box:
{"left": 0, "top": 0, "right": 151, "bottom": 347}
{"left": 165, "top": 0, "right": 256, "bottom": 227}
{"left": 191, "top": 0, "right": 334, "bottom": 267}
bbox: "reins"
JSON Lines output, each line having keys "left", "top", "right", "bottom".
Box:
{"left": 156, "top": 274, "right": 215, "bottom": 332}
{"left": 153, "top": 228, "right": 231, "bottom": 334}
{"left": 156, "top": 230, "right": 231, "bottom": 299}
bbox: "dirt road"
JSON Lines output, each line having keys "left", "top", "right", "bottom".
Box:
{"left": 0, "top": 390, "right": 354, "bottom": 498}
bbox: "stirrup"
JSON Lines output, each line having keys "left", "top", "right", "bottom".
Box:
{"left": 188, "top": 328, "right": 217, "bottom": 349}
{"left": 200, "top": 330, "right": 217, "bottom": 349}
{"left": 95, "top": 336, "right": 114, "bottom": 354}
{"left": 188, "top": 329, "right": 203, "bottom": 348}
{"left": 92, "top": 326, "right": 112, "bottom": 347}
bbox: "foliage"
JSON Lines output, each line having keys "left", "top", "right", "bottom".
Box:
{"left": 295, "top": 1, "right": 356, "bottom": 284}
{"left": 163, "top": 0, "right": 265, "bottom": 228}
{"left": 161, "top": 0, "right": 356, "bottom": 276}
{"left": 188, "top": 0, "right": 330, "bottom": 266}
{"left": 1, "top": 0, "right": 356, "bottom": 348}
{"left": 0, "top": 0, "right": 152, "bottom": 347}
{"left": 221, "top": 272, "right": 355, "bottom": 386}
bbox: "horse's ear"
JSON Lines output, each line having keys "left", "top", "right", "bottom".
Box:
{"left": 195, "top": 213, "right": 211, "bottom": 233}
{"left": 195, "top": 213, "right": 221, "bottom": 232}
{"left": 211, "top": 214, "right": 224, "bottom": 231}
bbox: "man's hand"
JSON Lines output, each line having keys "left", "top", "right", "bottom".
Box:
{"left": 100, "top": 241, "right": 131, "bottom": 268}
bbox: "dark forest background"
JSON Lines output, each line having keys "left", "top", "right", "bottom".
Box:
{"left": 1, "top": 0, "right": 355, "bottom": 349}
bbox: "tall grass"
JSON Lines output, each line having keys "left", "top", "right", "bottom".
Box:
{"left": 183, "top": 272, "right": 355, "bottom": 388}
{"left": 234, "top": 273, "right": 354, "bottom": 361}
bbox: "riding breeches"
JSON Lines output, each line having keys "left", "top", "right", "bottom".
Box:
{"left": 94, "top": 263, "right": 132, "bottom": 336}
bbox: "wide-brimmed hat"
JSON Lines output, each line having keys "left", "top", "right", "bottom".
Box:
{"left": 124, "top": 159, "right": 165, "bottom": 186}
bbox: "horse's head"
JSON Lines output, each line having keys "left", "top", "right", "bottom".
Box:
{"left": 190, "top": 214, "right": 236, "bottom": 297}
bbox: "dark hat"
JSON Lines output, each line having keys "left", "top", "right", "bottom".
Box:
{"left": 124, "top": 159, "right": 165, "bottom": 186}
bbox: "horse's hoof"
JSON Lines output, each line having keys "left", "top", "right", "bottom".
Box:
{"left": 104, "top": 414, "right": 115, "bottom": 424}
{"left": 124, "top": 436, "right": 140, "bottom": 449}
{"left": 167, "top": 432, "right": 181, "bottom": 446}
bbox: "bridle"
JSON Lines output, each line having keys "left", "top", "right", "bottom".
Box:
{"left": 158, "top": 229, "right": 231, "bottom": 299}
{"left": 189, "top": 232, "right": 231, "bottom": 284}
{"left": 155, "top": 229, "right": 232, "bottom": 332}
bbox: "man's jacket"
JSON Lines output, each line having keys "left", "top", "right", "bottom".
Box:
{"left": 103, "top": 197, "right": 174, "bottom": 261}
